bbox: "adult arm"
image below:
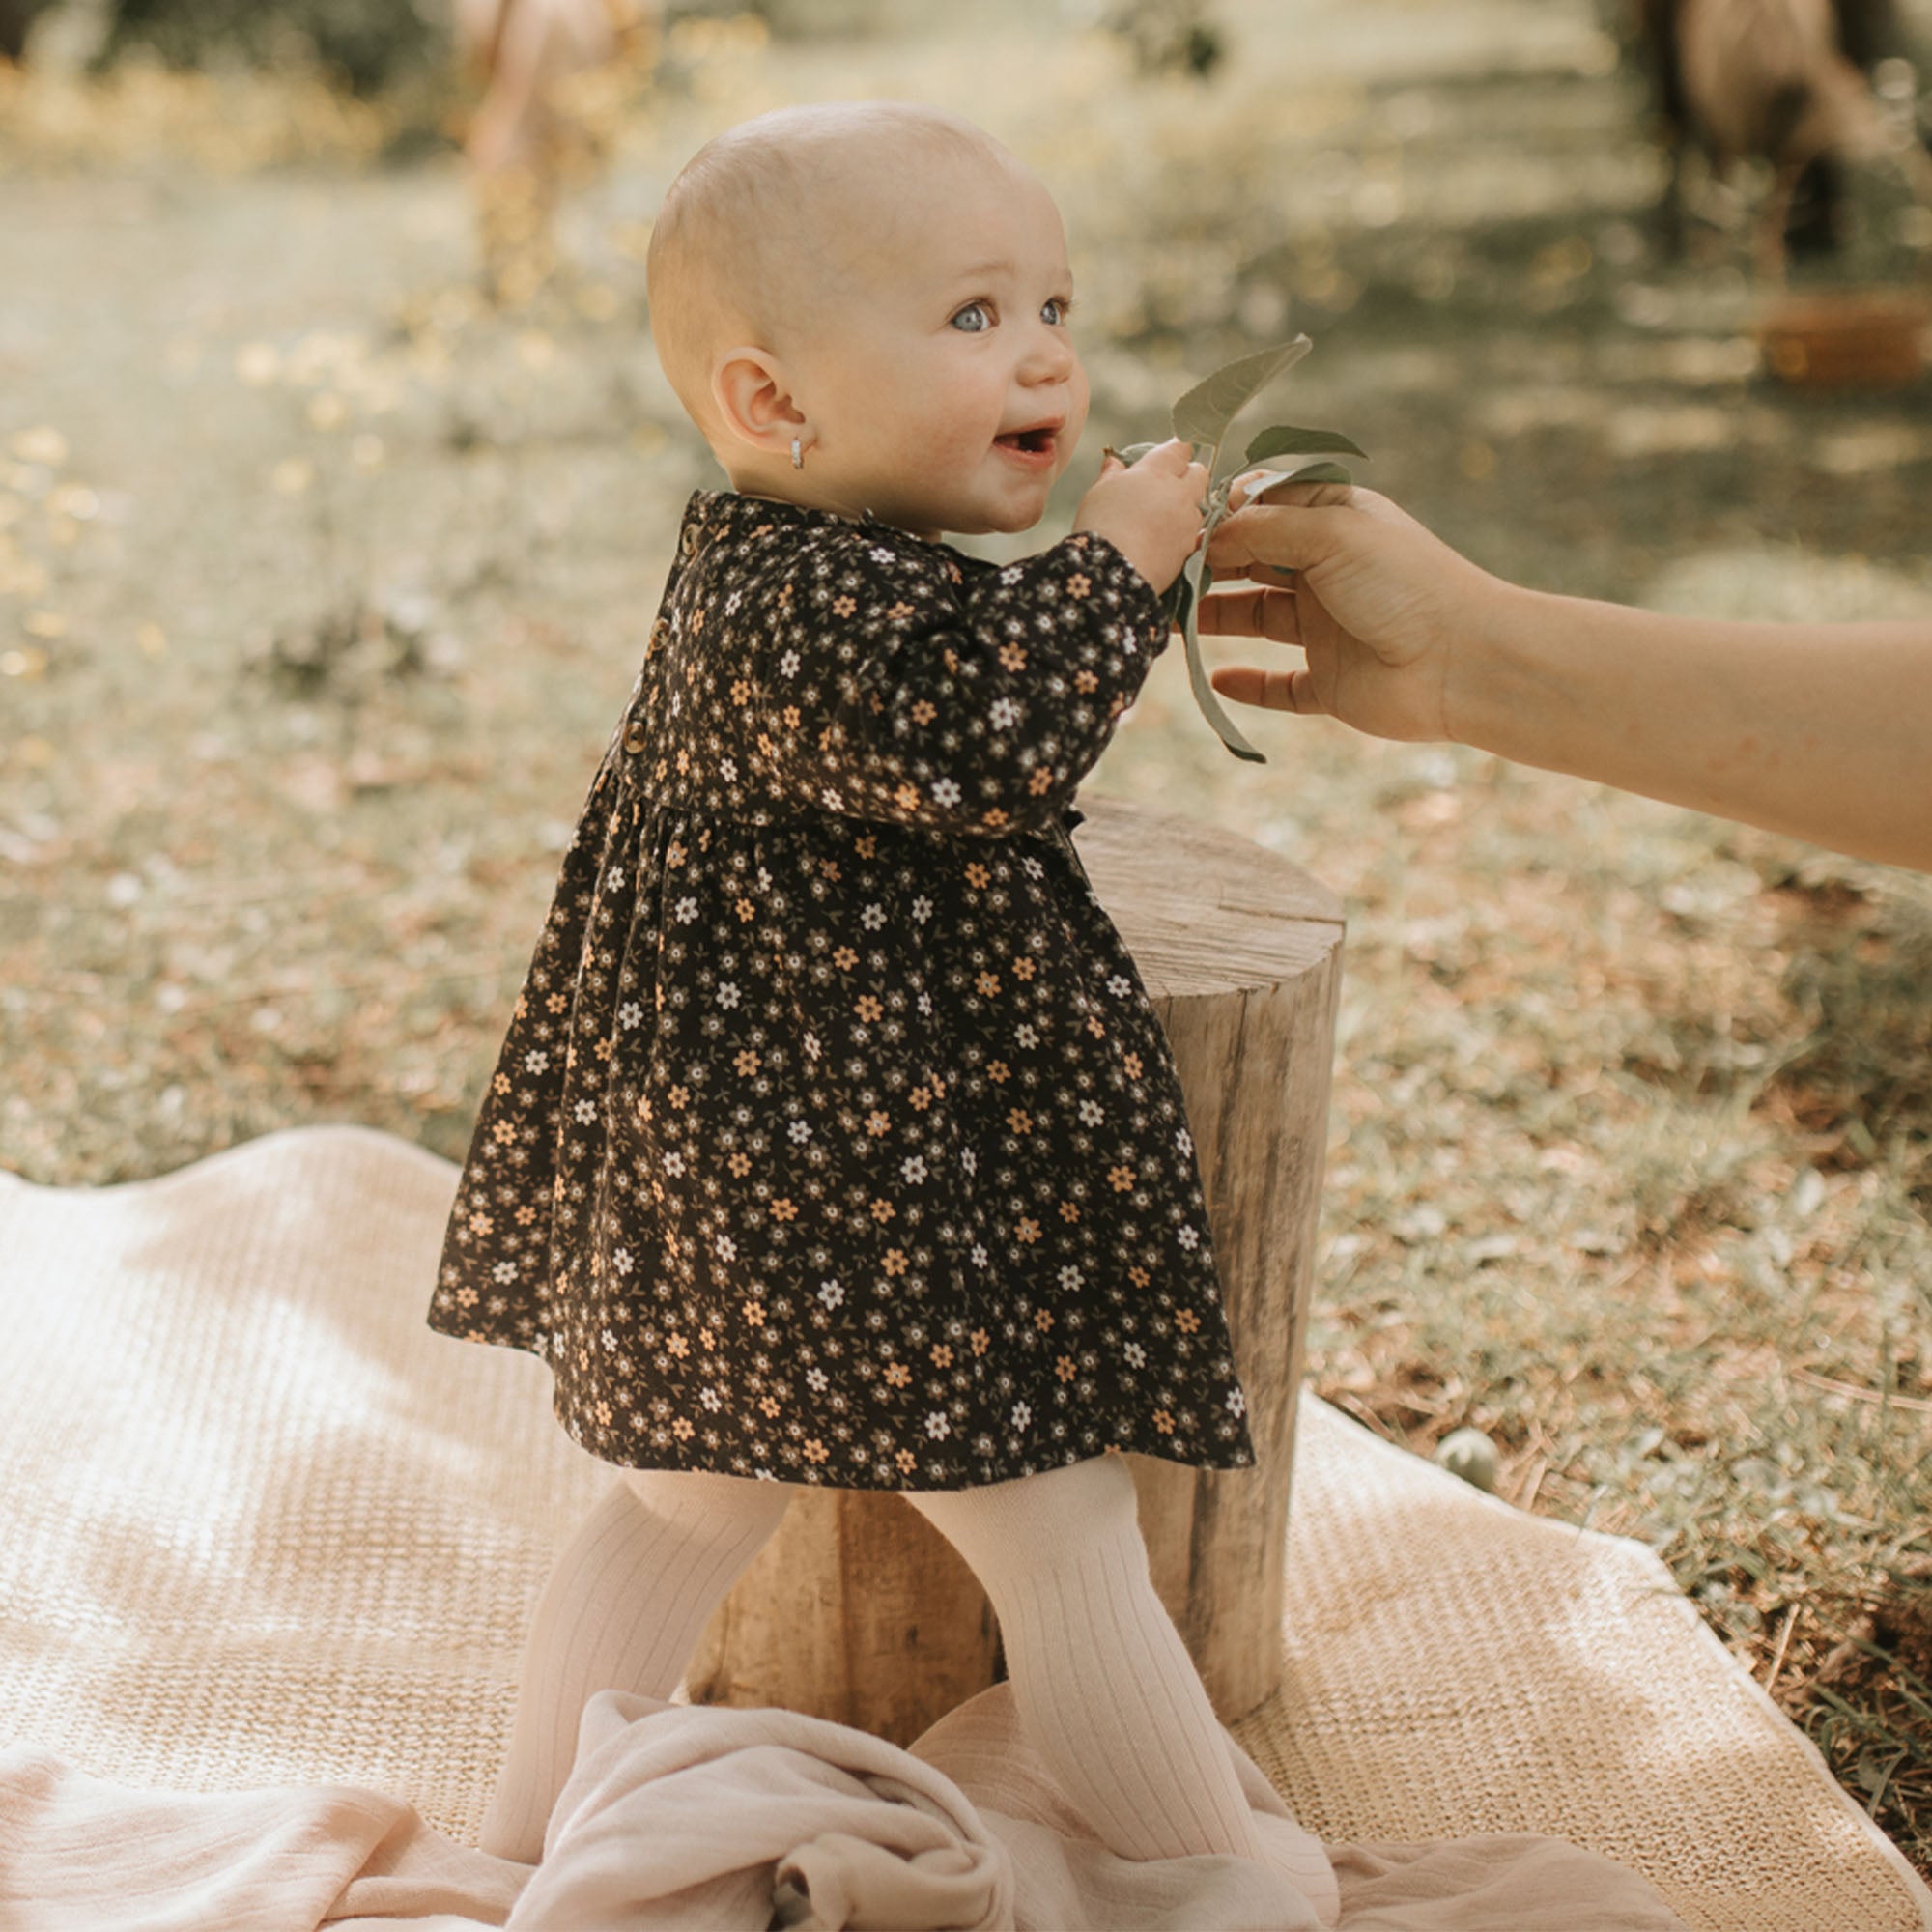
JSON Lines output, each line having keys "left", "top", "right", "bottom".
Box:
{"left": 1201, "top": 482, "right": 1932, "bottom": 873}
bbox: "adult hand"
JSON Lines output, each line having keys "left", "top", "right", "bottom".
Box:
{"left": 1072, "top": 438, "right": 1209, "bottom": 597}
{"left": 1200, "top": 478, "right": 1512, "bottom": 745}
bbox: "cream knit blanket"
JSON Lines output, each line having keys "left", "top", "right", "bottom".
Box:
{"left": 0, "top": 1126, "right": 1924, "bottom": 1930}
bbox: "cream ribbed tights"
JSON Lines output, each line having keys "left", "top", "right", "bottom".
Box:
{"left": 906, "top": 1455, "right": 1263, "bottom": 1864}
{"left": 478, "top": 1453, "right": 1260, "bottom": 1867}
{"left": 477, "top": 1465, "right": 793, "bottom": 1862}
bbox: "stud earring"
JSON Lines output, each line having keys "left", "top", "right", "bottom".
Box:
{"left": 790, "top": 437, "right": 804, "bottom": 470}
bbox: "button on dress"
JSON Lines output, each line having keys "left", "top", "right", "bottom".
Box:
{"left": 430, "top": 490, "right": 1258, "bottom": 1489}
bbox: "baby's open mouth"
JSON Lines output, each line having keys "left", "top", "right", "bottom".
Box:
{"left": 996, "top": 425, "right": 1059, "bottom": 457}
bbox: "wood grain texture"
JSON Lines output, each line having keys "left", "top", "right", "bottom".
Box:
{"left": 685, "top": 797, "right": 1344, "bottom": 1742}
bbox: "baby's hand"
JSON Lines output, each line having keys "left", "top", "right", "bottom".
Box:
{"left": 1072, "top": 438, "right": 1208, "bottom": 595}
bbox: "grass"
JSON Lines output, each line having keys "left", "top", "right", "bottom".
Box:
{"left": 3, "top": 0, "right": 1930, "bottom": 1878}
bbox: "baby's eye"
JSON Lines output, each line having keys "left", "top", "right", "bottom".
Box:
{"left": 950, "top": 301, "right": 993, "bottom": 333}
{"left": 1041, "top": 297, "right": 1071, "bottom": 327}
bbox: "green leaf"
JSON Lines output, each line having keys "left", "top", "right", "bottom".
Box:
{"left": 1109, "top": 441, "right": 1162, "bottom": 467}
{"left": 1170, "top": 337, "right": 1312, "bottom": 454}
{"left": 1179, "top": 555, "right": 1264, "bottom": 763}
{"left": 1258, "top": 458, "right": 1354, "bottom": 490}
{"left": 1243, "top": 424, "right": 1369, "bottom": 464}
{"left": 1160, "top": 567, "right": 1194, "bottom": 639}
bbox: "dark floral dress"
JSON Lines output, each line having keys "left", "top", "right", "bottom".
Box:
{"left": 429, "top": 490, "right": 1257, "bottom": 1490}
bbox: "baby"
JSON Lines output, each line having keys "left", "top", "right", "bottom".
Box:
{"left": 431, "top": 99, "right": 1270, "bottom": 1871}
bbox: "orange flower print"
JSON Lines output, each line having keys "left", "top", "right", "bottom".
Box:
{"left": 886, "top": 601, "right": 915, "bottom": 621}
{"left": 728, "top": 1152, "right": 752, "bottom": 1178}
{"left": 896, "top": 1449, "right": 918, "bottom": 1474}
{"left": 1008, "top": 1108, "right": 1033, "bottom": 1135}
{"left": 981, "top": 807, "right": 1009, "bottom": 831}
{"left": 1056, "top": 1355, "right": 1076, "bottom": 1383}
{"left": 894, "top": 783, "right": 920, "bottom": 812}
{"left": 673, "top": 1416, "right": 695, "bottom": 1440}
{"left": 1067, "top": 572, "right": 1092, "bottom": 598}
{"left": 805, "top": 1438, "right": 829, "bottom": 1463}
{"left": 782, "top": 704, "right": 801, "bottom": 729}
{"left": 970, "top": 1329, "right": 989, "bottom": 1356}
{"left": 911, "top": 700, "right": 937, "bottom": 725}
{"left": 743, "top": 1299, "right": 768, "bottom": 1326}
{"left": 736, "top": 897, "right": 754, "bottom": 922}
{"left": 986, "top": 1061, "right": 1010, "bottom": 1084}
{"left": 735, "top": 1049, "right": 761, "bottom": 1076}
{"left": 885, "top": 1361, "right": 913, "bottom": 1388}
{"left": 909, "top": 1086, "right": 932, "bottom": 1111}
{"left": 1034, "top": 1310, "right": 1055, "bottom": 1332}
{"left": 870, "top": 1199, "right": 896, "bottom": 1225}
{"left": 999, "top": 643, "right": 1028, "bottom": 671}
{"left": 469, "top": 1211, "right": 494, "bottom": 1236}
{"left": 1027, "top": 768, "right": 1054, "bottom": 795}
{"left": 1016, "top": 1218, "right": 1040, "bottom": 1244}
{"left": 833, "top": 595, "right": 858, "bottom": 617}
{"left": 965, "top": 862, "right": 990, "bottom": 890}
{"left": 834, "top": 947, "right": 858, "bottom": 970}
{"left": 1058, "top": 1201, "right": 1080, "bottom": 1223}
{"left": 1109, "top": 1165, "right": 1136, "bottom": 1192}
{"left": 1074, "top": 668, "right": 1099, "bottom": 694}
{"left": 1123, "top": 1052, "right": 1144, "bottom": 1078}
{"left": 931, "top": 1344, "right": 953, "bottom": 1368}
{"left": 759, "top": 1395, "right": 781, "bottom": 1417}
{"left": 856, "top": 995, "right": 884, "bottom": 1022}
{"left": 1011, "top": 956, "right": 1036, "bottom": 980}
{"left": 1128, "top": 1265, "right": 1150, "bottom": 1288}
{"left": 770, "top": 1198, "right": 798, "bottom": 1222}
{"left": 882, "top": 1249, "right": 908, "bottom": 1276}
{"left": 866, "top": 1111, "right": 890, "bottom": 1138}
{"left": 1153, "top": 1408, "right": 1175, "bottom": 1435}
{"left": 1175, "top": 1308, "right": 1202, "bottom": 1334}
{"left": 668, "top": 1332, "right": 690, "bottom": 1358}
{"left": 976, "top": 973, "right": 1001, "bottom": 997}
{"left": 730, "top": 678, "right": 751, "bottom": 705}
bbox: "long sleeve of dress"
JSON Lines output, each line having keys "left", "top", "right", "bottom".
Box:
{"left": 743, "top": 525, "right": 1170, "bottom": 836}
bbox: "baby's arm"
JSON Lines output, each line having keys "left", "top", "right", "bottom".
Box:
{"left": 743, "top": 547, "right": 1150, "bottom": 838}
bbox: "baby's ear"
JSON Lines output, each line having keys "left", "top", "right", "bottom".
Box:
{"left": 711, "top": 347, "right": 804, "bottom": 458}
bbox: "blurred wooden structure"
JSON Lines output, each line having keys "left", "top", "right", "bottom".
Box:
{"left": 1758, "top": 287, "right": 1930, "bottom": 386}
{"left": 687, "top": 796, "right": 1346, "bottom": 1745}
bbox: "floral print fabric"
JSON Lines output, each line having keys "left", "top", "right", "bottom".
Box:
{"left": 430, "top": 490, "right": 1256, "bottom": 1489}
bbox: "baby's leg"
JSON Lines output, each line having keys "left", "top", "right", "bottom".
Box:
{"left": 478, "top": 1465, "right": 790, "bottom": 1861}
{"left": 906, "top": 1457, "right": 1263, "bottom": 1864}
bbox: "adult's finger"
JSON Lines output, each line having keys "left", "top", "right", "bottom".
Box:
{"left": 1207, "top": 502, "right": 1359, "bottom": 576}
{"left": 1196, "top": 585, "right": 1301, "bottom": 645}
{"left": 1227, "top": 473, "right": 1357, "bottom": 513}
{"left": 1209, "top": 664, "right": 1323, "bottom": 715}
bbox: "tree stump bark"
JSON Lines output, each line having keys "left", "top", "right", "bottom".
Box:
{"left": 684, "top": 796, "right": 1345, "bottom": 1743}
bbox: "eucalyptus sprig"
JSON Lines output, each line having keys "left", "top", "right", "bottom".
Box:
{"left": 1108, "top": 335, "right": 1366, "bottom": 762}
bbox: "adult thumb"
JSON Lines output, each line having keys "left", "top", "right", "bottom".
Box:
{"left": 1207, "top": 501, "right": 1354, "bottom": 575}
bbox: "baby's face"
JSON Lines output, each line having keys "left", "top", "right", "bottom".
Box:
{"left": 784, "top": 154, "right": 1090, "bottom": 539}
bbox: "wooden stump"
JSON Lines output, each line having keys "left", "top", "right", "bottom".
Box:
{"left": 685, "top": 797, "right": 1345, "bottom": 1743}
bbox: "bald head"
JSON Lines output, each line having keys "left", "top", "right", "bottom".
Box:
{"left": 646, "top": 102, "right": 1027, "bottom": 436}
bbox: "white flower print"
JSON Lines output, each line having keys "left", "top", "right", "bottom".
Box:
{"left": 1227, "top": 1389, "right": 1246, "bottom": 1416}
{"left": 429, "top": 492, "right": 1258, "bottom": 1494}
{"left": 1176, "top": 1225, "right": 1200, "bottom": 1250}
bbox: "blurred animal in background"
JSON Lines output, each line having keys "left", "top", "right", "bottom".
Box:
{"left": 0, "top": 0, "right": 55, "bottom": 62}
{"left": 1102, "top": 0, "right": 1224, "bottom": 79}
{"left": 452, "top": 0, "right": 658, "bottom": 302}
{"left": 1634, "top": 0, "right": 1932, "bottom": 276}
